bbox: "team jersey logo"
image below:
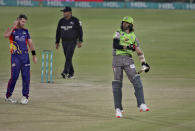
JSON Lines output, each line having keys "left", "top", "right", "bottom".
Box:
{"left": 124, "top": 37, "right": 129, "bottom": 42}
{"left": 70, "top": 21, "right": 74, "bottom": 25}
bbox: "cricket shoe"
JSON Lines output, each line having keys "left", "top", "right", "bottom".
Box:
{"left": 139, "top": 104, "right": 150, "bottom": 112}
{"left": 61, "top": 73, "right": 67, "bottom": 79}
{"left": 20, "top": 96, "right": 28, "bottom": 104}
{"left": 116, "top": 108, "right": 123, "bottom": 118}
{"left": 5, "top": 96, "right": 17, "bottom": 104}
{"left": 67, "top": 74, "right": 75, "bottom": 79}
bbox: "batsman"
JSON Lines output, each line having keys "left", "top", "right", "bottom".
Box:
{"left": 112, "top": 16, "right": 150, "bottom": 118}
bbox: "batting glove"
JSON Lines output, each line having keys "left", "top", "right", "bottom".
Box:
{"left": 141, "top": 62, "right": 150, "bottom": 73}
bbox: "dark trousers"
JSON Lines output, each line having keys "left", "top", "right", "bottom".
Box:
{"left": 62, "top": 41, "right": 77, "bottom": 75}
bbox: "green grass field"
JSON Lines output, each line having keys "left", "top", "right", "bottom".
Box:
{"left": 0, "top": 6, "right": 195, "bottom": 131}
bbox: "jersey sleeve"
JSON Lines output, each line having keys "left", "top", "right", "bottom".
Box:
{"left": 75, "top": 18, "right": 83, "bottom": 42}
{"left": 9, "top": 28, "right": 15, "bottom": 38}
{"left": 26, "top": 29, "right": 31, "bottom": 39}
{"left": 134, "top": 37, "right": 140, "bottom": 47}
{"left": 113, "top": 30, "right": 124, "bottom": 49}
{"left": 56, "top": 19, "right": 61, "bottom": 43}
{"left": 113, "top": 30, "right": 120, "bottom": 39}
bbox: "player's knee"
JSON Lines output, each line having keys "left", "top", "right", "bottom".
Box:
{"left": 66, "top": 57, "right": 72, "bottom": 62}
{"left": 132, "top": 74, "right": 140, "bottom": 82}
{"left": 9, "top": 78, "right": 16, "bottom": 83}
{"left": 11, "top": 75, "right": 19, "bottom": 81}
{"left": 126, "top": 71, "right": 137, "bottom": 82}
{"left": 132, "top": 75, "right": 143, "bottom": 88}
{"left": 22, "top": 73, "right": 30, "bottom": 81}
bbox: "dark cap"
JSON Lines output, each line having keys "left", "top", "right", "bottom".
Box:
{"left": 60, "top": 6, "right": 72, "bottom": 12}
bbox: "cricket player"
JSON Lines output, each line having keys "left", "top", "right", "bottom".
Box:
{"left": 112, "top": 16, "right": 150, "bottom": 118}
{"left": 4, "top": 14, "right": 37, "bottom": 104}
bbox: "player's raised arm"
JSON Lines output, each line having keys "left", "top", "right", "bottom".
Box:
{"left": 4, "top": 20, "right": 18, "bottom": 38}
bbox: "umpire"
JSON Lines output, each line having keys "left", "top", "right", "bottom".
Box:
{"left": 55, "top": 6, "right": 83, "bottom": 79}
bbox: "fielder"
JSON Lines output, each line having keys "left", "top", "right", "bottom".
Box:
{"left": 4, "top": 14, "right": 37, "bottom": 104}
{"left": 112, "top": 16, "right": 150, "bottom": 118}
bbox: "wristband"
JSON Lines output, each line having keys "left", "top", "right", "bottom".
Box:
{"left": 31, "top": 50, "right": 36, "bottom": 56}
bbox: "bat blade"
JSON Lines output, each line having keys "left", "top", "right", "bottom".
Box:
{"left": 138, "top": 66, "right": 149, "bottom": 74}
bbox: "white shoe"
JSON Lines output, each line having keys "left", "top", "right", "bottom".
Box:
{"left": 5, "top": 96, "right": 17, "bottom": 104}
{"left": 116, "top": 108, "right": 123, "bottom": 118}
{"left": 67, "top": 74, "right": 75, "bottom": 79}
{"left": 139, "top": 104, "right": 150, "bottom": 112}
{"left": 20, "top": 96, "right": 28, "bottom": 104}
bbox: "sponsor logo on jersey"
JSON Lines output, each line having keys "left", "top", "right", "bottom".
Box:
{"left": 61, "top": 26, "right": 73, "bottom": 30}
{"left": 15, "top": 36, "right": 19, "bottom": 40}
{"left": 15, "top": 36, "right": 25, "bottom": 41}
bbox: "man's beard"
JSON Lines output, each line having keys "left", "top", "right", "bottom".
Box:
{"left": 18, "top": 23, "right": 24, "bottom": 28}
{"left": 123, "top": 26, "right": 129, "bottom": 31}
{"left": 64, "top": 14, "right": 71, "bottom": 19}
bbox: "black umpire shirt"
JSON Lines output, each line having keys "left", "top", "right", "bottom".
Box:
{"left": 56, "top": 16, "right": 83, "bottom": 43}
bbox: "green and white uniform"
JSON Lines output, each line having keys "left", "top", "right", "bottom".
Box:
{"left": 112, "top": 29, "right": 140, "bottom": 80}
{"left": 112, "top": 29, "right": 146, "bottom": 109}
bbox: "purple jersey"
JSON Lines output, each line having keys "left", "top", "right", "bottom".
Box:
{"left": 9, "top": 28, "right": 30, "bottom": 54}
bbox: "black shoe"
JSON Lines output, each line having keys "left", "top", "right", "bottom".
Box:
{"left": 61, "top": 73, "right": 67, "bottom": 79}
{"left": 67, "top": 74, "right": 75, "bottom": 79}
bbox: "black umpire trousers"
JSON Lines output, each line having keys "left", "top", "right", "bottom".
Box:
{"left": 62, "top": 41, "right": 77, "bottom": 76}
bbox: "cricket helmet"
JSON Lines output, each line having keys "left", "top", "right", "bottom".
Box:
{"left": 122, "top": 16, "right": 134, "bottom": 24}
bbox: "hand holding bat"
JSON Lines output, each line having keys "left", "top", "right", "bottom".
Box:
{"left": 138, "top": 62, "right": 150, "bottom": 74}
